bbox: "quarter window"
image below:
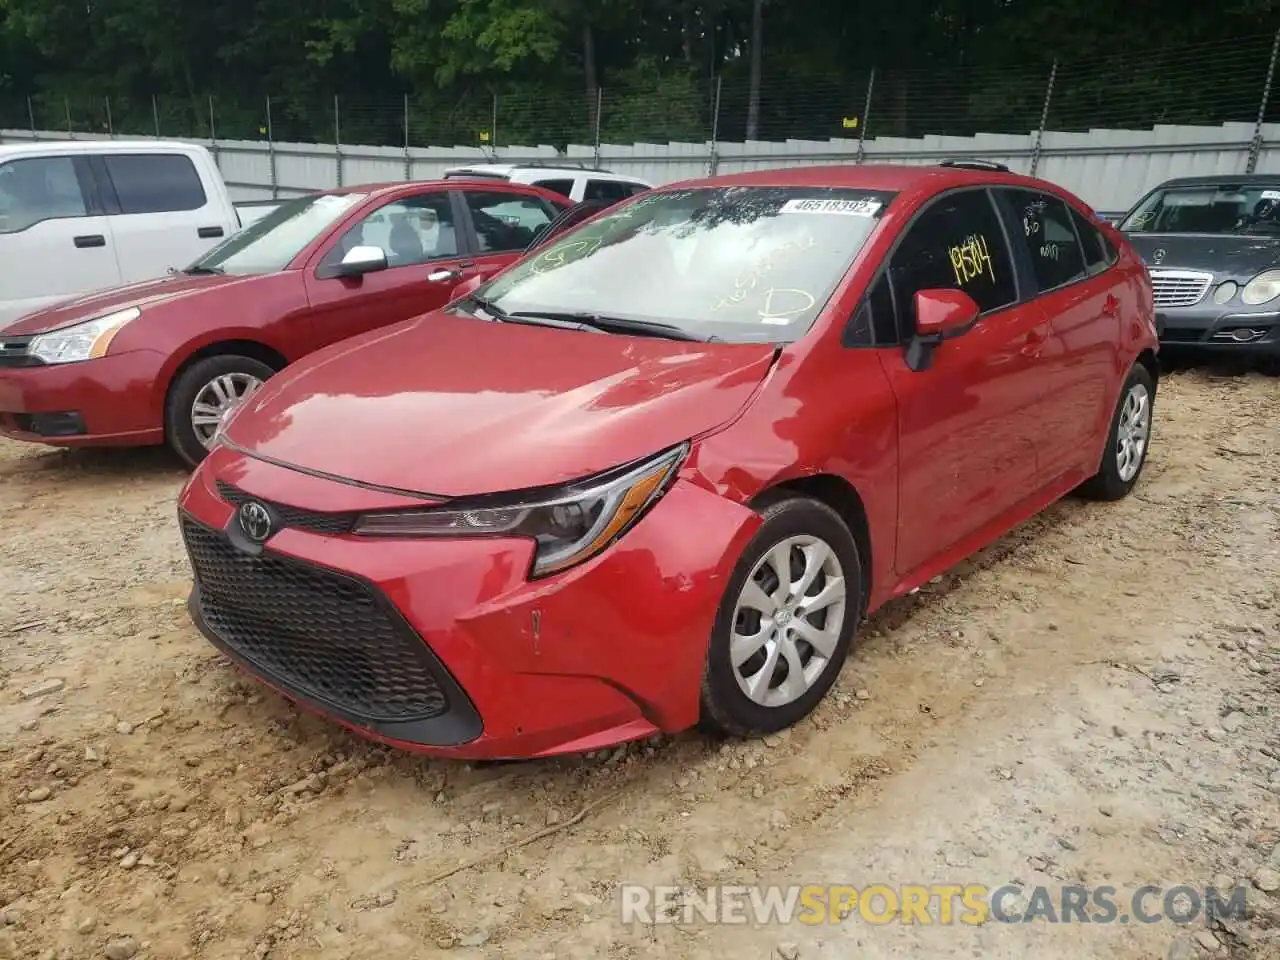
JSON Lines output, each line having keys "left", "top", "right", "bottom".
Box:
{"left": 103, "top": 154, "right": 207, "bottom": 214}
{"left": 464, "top": 190, "right": 559, "bottom": 252}
{"left": 324, "top": 192, "right": 458, "bottom": 269}
{"left": 885, "top": 189, "right": 1016, "bottom": 334}
{"left": 1005, "top": 189, "right": 1087, "bottom": 291}
{"left": 0, "top": 157, "right": 89, "bottom": 233}
{"left": 1070, "top": 207, "right": 1117, "bottom": 275}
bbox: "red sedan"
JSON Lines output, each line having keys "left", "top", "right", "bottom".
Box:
{"left": 177, "top": 161, "right": 1159, "bottom": 759}
{"left": 0, "top": 179, "right": 571, "bottom": 464}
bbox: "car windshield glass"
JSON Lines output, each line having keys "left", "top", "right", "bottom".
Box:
{"left": 189, "top": 193, "right": 367, "bottom": 275}
{"left": 1120, "top": 184, "right": 1280, "bottom": 235}
{"left": 473, "top": 185, "right": 895, "bottom": 343}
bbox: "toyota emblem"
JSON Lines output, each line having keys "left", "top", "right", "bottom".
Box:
{"left": 238, "top": 501, "right": 273, "bottom": 543}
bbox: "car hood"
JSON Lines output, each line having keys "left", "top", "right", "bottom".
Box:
{"left": 225, "top": 312, "right": 778, "bottom": 498}
{"left": 1126, "top": 233, "right": 1280, "bottom": 282}
{"left": 0, "top": 273, "right": 257, "bottom": 336}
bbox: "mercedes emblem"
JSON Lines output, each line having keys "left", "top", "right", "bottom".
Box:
{"left": 1151, "top": 248, "right": 1166, "bottom": 265}
{"left": 238, "top": 501, "right": 273, "bottom": 543}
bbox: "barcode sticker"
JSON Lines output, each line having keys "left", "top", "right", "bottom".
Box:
{"left": 781, "top": 198, "right": 882, "bottom": 217}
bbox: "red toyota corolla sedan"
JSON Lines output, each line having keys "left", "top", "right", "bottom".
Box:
{"left": 177, "top": 161, "right": 1159, "bottom": 760}
{"left": 0, "top": 179, "right": 570, "bottom": 464}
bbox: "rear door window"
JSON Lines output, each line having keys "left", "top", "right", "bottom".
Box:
{"left": 0, "top": 156, "right": 91, "bottom": 233}
{"left": 885, "top": 188, "right": 1017, "bottom": 336}
{"left": 583, "top": 179, "right": 637, "bottom": 204}
{"left": 1002, "top": 189, "right": 1088, "bottom": 292}
{"left": 463, "top": 190, "right": 559, "bottom": 252}
{"left": 532, "top": 179, "right": 575, "bottom": 199}
{"left": 102, "top": 154, "right": 207, "bottom": 215}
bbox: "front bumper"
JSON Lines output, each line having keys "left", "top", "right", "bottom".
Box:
{"left": 177, "top": 445, "right": 761, "bottom": 760}
{"left": 1155, "top": 304, "right": 1280, "bottom": 354}
{"left": 0, "top": 350, "right": 167, "bottom": 446}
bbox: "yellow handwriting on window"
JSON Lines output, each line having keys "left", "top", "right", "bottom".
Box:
{"left": 948, "top": 233, "right": 995, "bottom": 287}
{"left": 711, "top": 234, "right": 817, "bottom": 313}
{"left": 531, "top": 237, "right": 602, "bottom": 274}
{"left": 758, "top": 287, "right": 817, "bottom": 324}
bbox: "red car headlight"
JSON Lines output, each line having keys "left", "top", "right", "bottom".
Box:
{"left": 352, "top": 443, "right": 688, "bottom": 577}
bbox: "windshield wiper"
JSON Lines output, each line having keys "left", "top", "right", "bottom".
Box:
{"left": 463, "top": 297, "right": 604, "bottom": 333}
{"left": 183, "top": 264, "right": 225, "bottom": 275}
{"left": 508, "top": 310, "right": 707, "bottom": 341}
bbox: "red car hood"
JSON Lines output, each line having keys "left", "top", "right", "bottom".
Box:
{"left": 226, "top": 312, "right": 777, "bottom": 497}
{"left": 1, "top": 273, "right": 258, "bottom": 335}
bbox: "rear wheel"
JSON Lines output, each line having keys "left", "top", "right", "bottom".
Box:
{"left": 165, "top": 355, "right": 274, "bottom": 467}
{"left": 1078, "top": 363, "right": 1155, "bottom": 501}
{"left": 700, "top": 496, "right": 863, "bottom": 737}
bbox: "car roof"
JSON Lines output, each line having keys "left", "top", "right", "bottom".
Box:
{"left": 657, "top": 162, "right": 1056, "bottom": 195}
{"left": 443, "top": 162, "right": 649, "bottom": 184}
{"left": 316, "top": 177, "right": 566, "bottom": 201}
{"left": 1145, "top": 174, "right": 1280, "bottom": 189}
{"left": 0, "top": 138, "right": 213, "bottom": 160}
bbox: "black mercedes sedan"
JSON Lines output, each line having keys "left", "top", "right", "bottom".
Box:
{"left": 1120, "top": 174, "right": 1280, "bottom": 358}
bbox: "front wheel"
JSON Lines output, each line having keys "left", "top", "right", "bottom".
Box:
{"left": 700, "top": 496, "right": 863, "bottom": 737}
{"left": 1078, "top": 363, "right": 1155, "bottom": 501}
{"left": 165, "top": 355, "right": 274, "bottom": 468}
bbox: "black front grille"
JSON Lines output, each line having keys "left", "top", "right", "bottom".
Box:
{"left": 216, "top": 481, "right": 357, "bottom": 535}
{"left": 1161, "top": 327, "right": 1207, "bottom": 344}
{"left": 182, "top": 517, "right": 450, "bottom": 722}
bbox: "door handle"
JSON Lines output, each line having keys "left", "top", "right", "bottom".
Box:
{"left": 73, "top": 234, "right": 106, "bottom": 248}
{"left": 198, "top": 226, "right": 225, "bottom": 239}
{"left": 427, "top": 267, "right": 463, "bottom": 283}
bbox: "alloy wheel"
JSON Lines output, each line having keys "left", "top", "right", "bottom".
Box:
{"left": 730, "top": 535, "right": 848, "bottom": 709}
{"left": 190, "top": 372, "right": 262, "bottom": 448}
{"left": 1115, "top": 382, "right": 1151, "bottom": 482}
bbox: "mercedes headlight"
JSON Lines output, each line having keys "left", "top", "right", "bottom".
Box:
{"left": 1241, "top": 269, "right": 1280, "bottom": 306}
{"left": 353, "top": 444, "right": 688, "bottom": 577}
{"left": 28, "top": 308, "right": 140, "bottom": 364}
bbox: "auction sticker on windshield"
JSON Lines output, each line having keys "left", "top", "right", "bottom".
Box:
{"left": 781, "top": 198, "right": 883, "bottom": 217}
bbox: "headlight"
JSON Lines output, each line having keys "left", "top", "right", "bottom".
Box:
{"left": 1241, "top": 269, "right": 1280, "bottom": 306}
{"left": 28, "top": 308, "right": 140, "bottom": 364}
{"left": 353, "top": 444, "right": 688, "bottom": 577}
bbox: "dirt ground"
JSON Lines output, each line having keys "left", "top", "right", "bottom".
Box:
{"left": 1, "top": 363, "right": 1278, "bottom": 960}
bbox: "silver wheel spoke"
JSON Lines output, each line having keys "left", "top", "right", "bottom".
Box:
{"left": 739, "top": 579, "right": 777, "bottom": 616}
{"left": 774, "top": 635, "right": 809, "bottom": 702}
{"left": 792, "top": 541, "right": 830, "bottom": 599}
{"left": 731, "top": 624, "right": 772, "bottom": 668}
{"left": 800, "top": 576, "right": 845, "bottom": 614}
{"left": 792, "top": 618, "right": 838, "bottom": 659}
{"left": 767, "top": 542, "right": 794, "bottom": 605}
{"left": 744, "top": 640, "right": 780, "bottom": 702}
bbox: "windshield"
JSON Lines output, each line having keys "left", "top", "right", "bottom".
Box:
{"left": 1120, "top": 184, "right": 1280, "bottom": 236}
{"left": 189, "top": 192, "right": 367, "bottom": 275}
{"left": 471, "top": 185, "right": 895, "bottom": 343}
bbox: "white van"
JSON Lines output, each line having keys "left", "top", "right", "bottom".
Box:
{"left": 0, "top": 140, "right": 240, "bottom": 327}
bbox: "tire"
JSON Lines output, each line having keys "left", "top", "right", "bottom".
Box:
{"left": 700, "top": 496, "right": 864, "bottom": 737}
{"left": 1078, "top": 363, "right": 1156, "bottom": 501}
{"left": 164, "top": 355, "right": 275, "bottom": 468}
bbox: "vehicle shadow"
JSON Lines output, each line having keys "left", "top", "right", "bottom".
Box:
{"left": 1158, "top": 347, "right": 1280, "bottom": 378}
{"left": 0, "top": 442, "right": 189, "bottom": 486}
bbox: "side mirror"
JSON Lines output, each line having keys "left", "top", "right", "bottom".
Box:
{"left": 320, "top": 245, "right": 388, "bottom": 280}
{"left": 450, "top": 274, "right": 484, "bottom": 301}
{"left": 905, "top": 289, "right": 980, "bottom": 372}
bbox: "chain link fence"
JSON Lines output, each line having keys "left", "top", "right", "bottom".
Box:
{"left": 2, "top": 31, "right": 1278, "bottom": 200}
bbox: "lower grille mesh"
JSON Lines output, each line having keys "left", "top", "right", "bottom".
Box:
{"left": 182, "top": 518, "right": 449, "bottom": 722}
